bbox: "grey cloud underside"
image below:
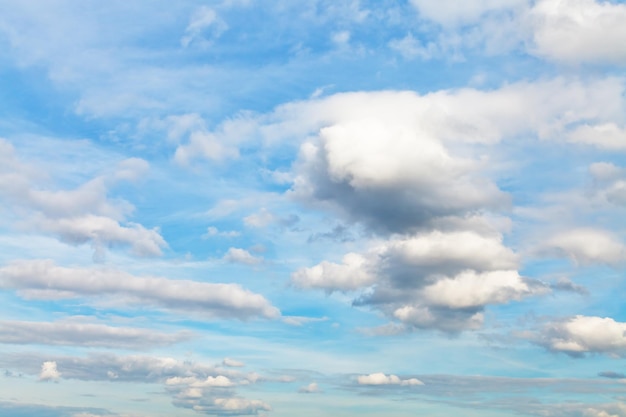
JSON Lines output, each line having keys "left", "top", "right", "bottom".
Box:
{"left": 2, "top": 352, "right": 270, "bottom": 416}
{"left": 0, "top": 320, "right": 192, "bottom": 349}
{"left": 0, "top": 260, "right": 279, "bottom": 320}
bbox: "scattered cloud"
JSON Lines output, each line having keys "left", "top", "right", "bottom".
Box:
{"left": 534, "top": 315, "right": 626, "bottom": 357}
{"left": 298, "top": 382, "right": 322, "bottom": 393}
{"left": 357, "top": 372, "right": 423, "bottom": 386}
{"left": 223, "top": 248, "right": 263, "bottom": 265}
{"left": 0, "top": 260, "right": 279, "bottom": 320}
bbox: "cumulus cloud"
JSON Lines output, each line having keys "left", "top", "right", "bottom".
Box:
{"left": 357, "top": 372, "right": 423, "bottom": 386}
{"left": 410, "top": 0, "right": 525, "bottom": 26}
{"left": 223, "top": 248, "right": 263, "bottom": 265}
{"left": 293, "top": 229, "right": 543, "bottom": 332}
{"left": 536, "top": 315, "right": 626, "bottom": 357}
{"left": 0, "top": 260, "right": 280, "bottom": 320}
{"left": 528, "top": 0, "right": 626, "bottom": 65}
{"left": 538, "top": 228, "right": 626, "bottom": 267}
{"left": 0, "top": 319, "right": 191, "bottom": 349}
{"left": 292, "top": 252, "right": 375, "bottom": 292}
{"left": 39, "top": 361, "right": 60, "bottom": 382}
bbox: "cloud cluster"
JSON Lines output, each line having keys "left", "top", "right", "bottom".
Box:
{"left": 537, "top": 228, "right": 626, "bottom": 267}
{"left": 535, "top": 315, "right": 626, "bottom": 357}
{"left": 271, "top": 81, "right": 626, "bottom": 332}
{"left": 0, "top": 259, "right": 279, "bottom": 320}
{"left": 0, "top": 140, "right": 166, "bottom": 260}
{"left": 12, "top": 353, "right": 268, "bottom": 416}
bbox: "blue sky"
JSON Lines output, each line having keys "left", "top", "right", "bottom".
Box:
{"left": 1, "top": 0, "right": 626, "bottom": 416}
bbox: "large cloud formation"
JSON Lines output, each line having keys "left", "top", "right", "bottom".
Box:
{"left": 272, "top": 81, "right": 623, "bottom": 332}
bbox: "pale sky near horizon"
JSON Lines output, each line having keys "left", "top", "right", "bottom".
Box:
{"left": 1, "top": 1, "right": 626, "bottom": 416}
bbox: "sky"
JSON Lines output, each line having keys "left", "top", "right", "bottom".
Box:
{"left": 1, "top": 0, "right": 626, "bottom": 416}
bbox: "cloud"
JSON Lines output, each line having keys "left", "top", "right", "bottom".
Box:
{"left": 589, "top": 162, "right": 626, "bottom": 207}
{"left": 5, "top": 352, "right": 270, "bottom": 416}
{"left": 39, "top": 361, "right": 60, "bottom": 382}
{"left": 203, "top": 227, "right": 241, "bottom": 238}
{"left": 535, "top": 315, "right": 626, "bottom": 357}
{"left": 0, "top": 139, "right": 166, "bottom": 260}
{"left": 527, "top": 0, "right": 626, "bottom": 65}
{"left": 222, "top": 358, "right": 245, "bottom": 368}
{"left": 282, "top": 316, "right": 329, "bottom": 326}
{"left": 409, "top": 0, "right": 525, "bottom": 26}
{"left": 293, "top": 229, "right": 544, "bottom": 332}
{"left": 181, "top": 6, "right": 228, "bottom": 48}
{"left": 292, "top": 252, "right": 375, "bottom": 292}
{"left": 537, "top": 228, "right": 626, "bottom": 267}
{"left": 298, "top": 382, "right": 322, "bottom": 393}
{"left": 357, "top": 372, "right": 423, "bottom": 386}
{"left": 223, "top": 248, "right": 263, "bottom": 265}
{"left": 598, "top": 371, "right": 626, "bottom": 379}
{"left": 388, "top": 33, "right": 436, "bottom": 60}
{"left": 0, "top": 260, "right": 279, "bottom": 320}
{"left": 0, "top": 319, "right": 191, "bottom": 349}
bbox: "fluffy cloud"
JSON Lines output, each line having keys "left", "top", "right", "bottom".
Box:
{"left": 528, "top": 0, "right": 626, "bottom": 65}
{"left": 536, "top": 315, "right": 626, "bottom": 357}
{"left": 0, "top": 139, "right": 166, "bottom": 259}
{"left": 292, "top": 252, "right": 375, "bottom": 292}
{"left": 293, "top": 229, "right": 544, "bottom": 332}
{"left": 0, "top": 260, "right": 279, "bottom": 320}
{"left": 0, "top": 319, "right": 191, "bottom": 349}
{"left": 357, "top": 372, "right": 423, "bottom": 386}
{"left": 538, "top": 228, "right": 626, "bottom": 267}
{"left": 223, "top": 248, "right": 263, "bottom": 265}
{"left": 39, "top": 361, "right": 61, "bottom": 382}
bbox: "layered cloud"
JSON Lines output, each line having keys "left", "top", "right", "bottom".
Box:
{"left": 357, "top": 372, "right": 423, "bottom": 386}
{"left": 0, "top": 319, "right": 191, "bottom": 349}
{"left": 6, "top": 352, "right": 269, "bottom": 416}
{"left": 0, "top": 259, "right": 279, "bottom": 319}
{"left": 0, "top": 139, "right": 166, "bottom": 259}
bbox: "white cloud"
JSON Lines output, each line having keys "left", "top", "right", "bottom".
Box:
{"left": 538, "top": 228, "right": 626, "bottom": 266}
{"left": 39, "top": 361, "right": 60, "bottom": 382}
{"left": 203, "top": 226, "right": 241, "bottom": 238}
{"left": 528, "top": 0, "right": 626, "bottom": 64}
{"left": 388, "top": 33, "right": 437, "bottom": 60}
{"left": 298, "top": 382, "right": 322, "bottom": 393}
{"left": 538, "top": 315, "right": 626, "bottom": 356}
{"left": 282, "top": 316, "right": 329, "bottom": 326}
{"left": 222, "top": 358, "right": 245, "bottom": 368}
{"left": 0, "top": 260, "right": 280, "bottom": 319}
{"left": 0, "top": 319, "right": 191, "bottom": 349}
{"left": 421, "top": 270, "right": 543, "bottom": 309}
{"left": 292, "top": 252, "right": 375, "bottom": 292}
{"left": 223, "top": 247, "right": 263, "bottom": 265}
{"left": 357, "top": 372, "right": 424, "bottom": 386}
{"left": 0, "top": 139, "right": 166, "bottom": 259}
{"left": 292, "top": 228, "right": 540, "bottom": 332}
{"left": 568, "top": 123, "right": 626, "bottom": 151}
{"left": 181, "top": 6, "right": 228, "bottom": 48}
